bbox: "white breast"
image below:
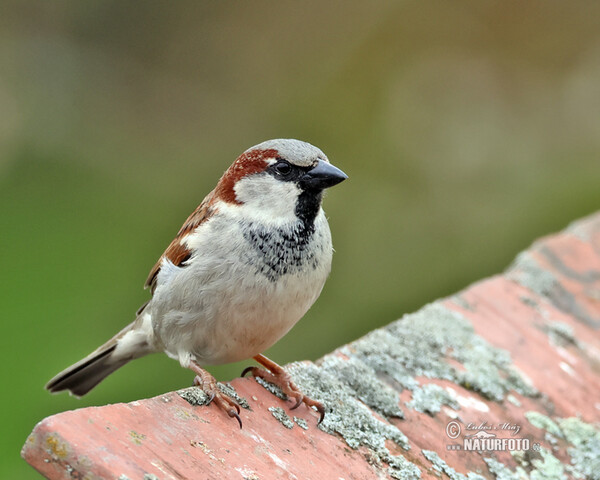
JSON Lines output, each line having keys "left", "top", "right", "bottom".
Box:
{"left": 148, "top": 208, "right": 333, "bottom": 367}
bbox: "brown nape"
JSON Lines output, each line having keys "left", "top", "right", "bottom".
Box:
{"left": 214, "top": 148, "right": 278, "bottom": 205}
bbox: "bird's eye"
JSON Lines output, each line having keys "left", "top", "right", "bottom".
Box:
{"left": 274, "top": 161, "right": 292, "bottom": 176}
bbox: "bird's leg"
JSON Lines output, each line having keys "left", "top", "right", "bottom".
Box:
{"left": 241, "top": 353, "right": 325, "bottom": 423}
{"left": 188, "top": 361, "right": 242, "bottom": 428}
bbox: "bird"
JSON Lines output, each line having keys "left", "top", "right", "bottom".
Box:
{"left": 46, "top": 138, "right": 347, "bottom": 427}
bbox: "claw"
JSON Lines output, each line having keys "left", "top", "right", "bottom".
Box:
{"left": 230, "top": 410, "right": 243, "bottom": 429}
{"left": 245, "top": 354, "right": 327, "bottom": 424}
{"left": 317, "top": 405, "right": 326, "bottom": 424}
{"left": 290, "top": 394, "right": 303, "bottom": 410}
{"left": 188, "top": 361, "right": 245, "bottom": 428}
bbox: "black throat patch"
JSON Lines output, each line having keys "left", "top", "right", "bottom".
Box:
{"left": 242, "top": 219, "right": 320, "bottom": 282}
{"left": 295, "top": 190, "right": 323, "bottom": 227}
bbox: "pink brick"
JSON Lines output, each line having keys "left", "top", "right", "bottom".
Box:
{"left": 22, "top": 212, "right": 600, "bottom": 479}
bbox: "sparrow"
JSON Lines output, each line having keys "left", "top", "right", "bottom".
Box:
{"left": 46, "top": 138, "right": 347, "bottom": 427}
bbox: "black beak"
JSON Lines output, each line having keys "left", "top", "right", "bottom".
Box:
{"left": 299, "top": 160, "right": 348, "bottom": 190}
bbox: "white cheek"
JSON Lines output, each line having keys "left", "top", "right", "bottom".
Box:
{"left": 233, "top": 175, "right": 300, "bottom": 223}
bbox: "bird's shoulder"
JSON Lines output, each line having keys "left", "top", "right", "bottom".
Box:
{"left": 144, "top": 189, "right": 218, "bottom": 293}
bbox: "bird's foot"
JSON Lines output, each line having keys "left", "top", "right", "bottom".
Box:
{"left": 189, "top": 361, "right": 242, "bottom": 428}
{"left": 242, "top": 354, "right": 325, "bottom": 424}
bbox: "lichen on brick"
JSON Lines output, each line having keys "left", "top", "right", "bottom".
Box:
{"left": 45, "top": 433, "right": 69, "bottom": 459}
{"left": 382, "top": 451, "right": 421, "bottom": 480}
{"left": 523, "top": 413, "right": 600, "bottom": 480}
{"left": 319, "top": 355, "right": 404, "bottom": 418}
{"left": 543, "top": 321, "right": 580, "bottom": 348}
{"left": 255, "top": 376, "right": 287, "bottom": 400}
{"left": 268, "top": 406, "right": 294, "bottom": 429}
{"left": 558, "top": 417, "right": 600, "bottom": 480}
{"left": 129, "top": 430, "right": 146, "bottom": 445}
{"left": 525, "top": 411, "right": 563, "bottom": 438}
{"left": 217, "top": 382, "right": 250, "bottom": 410}
{"left": 507, "top": 251, "right": 598, "bottom": 328}
{"left": 507, "top": 252, "right": 561, "bottom": 299}
{"left": 352, "top": 303, "right": 538, "bottom": 401}
{"left": 486, "top": 447, "right": 568, "bottom": 480}
{"left": 253, "top": 302, "right": 542, "bottom": 480}
{"left": 177, "top": 383, "right": 250, "bottom": 410}
{"left": 284, "top": 360, "right": 414, "bottom": 478}
{"left": 565, "top": 215, "right": 598, "bottom": 241}
{"left": 422, "top": 450, "right": 485, "bottom": 480}
{"left": 406, "top": 383, "right": 459, "bottom": 415}
{"left": 529, "top": 448, "right": 567, "bottom": 480}
{"left": 484, "top": 457, "right": 524, "bottom": 480}
{"left": 293, "top": 416, "right": 308, "bottom": 430}
{"left": 177, "top": 386, "right": 211, "bottom": 406}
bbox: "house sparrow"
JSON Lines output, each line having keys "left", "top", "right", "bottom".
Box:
{"left": 46, "top": 138, "right": 347, "bottom": 427}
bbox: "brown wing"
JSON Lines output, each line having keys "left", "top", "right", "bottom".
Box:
{"left": 144, "top": 190, "right": 217, "bottom": 293}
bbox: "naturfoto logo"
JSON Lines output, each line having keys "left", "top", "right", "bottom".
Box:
{"left": 446, "top": 421, "right": 538, "bottom": 452}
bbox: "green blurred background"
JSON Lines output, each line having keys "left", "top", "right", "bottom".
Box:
{"left": 2, "top": 1, "right": 600, "bottom": 477}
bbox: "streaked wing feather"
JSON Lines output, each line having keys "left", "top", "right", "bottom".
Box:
{"left": 145, "top": 190, "right": 217, "bottom": 293}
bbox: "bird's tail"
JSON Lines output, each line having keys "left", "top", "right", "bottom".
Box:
{"left": 46, "top": 317, "right": 153, "bottom": 397}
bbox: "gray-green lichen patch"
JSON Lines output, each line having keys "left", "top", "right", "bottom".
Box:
{"left": 143, "top": 474, "right": 160, "bottom": 480}
{"left": 177, "top": 383, "right": 250, "bottom": 410}
{"left": 177, "top": 387, "right": 211, "bottom": 406}
{"left": 217, "top": 382, "right": 250, "bottom": 409}
{"left": 565, "top": 214, "right": 599, "bottom": 242}
{"left": 406, "top": 383, "right": 459, "bottom": 415}
{"left": 284, "top": 361, "right": 418, "bottom": 477}
{"left": 423, "top": 450, "right": 485, "bottom": 480}
{"left": 543, "top": 322, "right": 580, "bottom": 348}
{"left": 529, "top": 448, "right": 567, "bottom": 480}
{"left": 524, "top": 412, "right": 600, "bottom": 480}
{"left": 484, "top": 457, "right": 523, "bottom": 480}
{"left": 268, "top": 407, "right": 294, "bottom": 429}
{"left": 319, "top": 355, "right": 404, "bottom": 418}
{"left": 255, "top": 376, "right": 287, "bottom": 400}
{"left": 525, "top": 412, "right": 563, "bottom": 438}
{"left": 350, "top": 303, "right": 538, "bottom": 402}
{"left": 252, "top": 302, "right": 540, "bottom": 480}
{"left": 507, "top": 252, "right": 561, "bottom": 300}
{"left": 559, "top": 417, "right": 600, "bottom": 480}
{"left": 293, "top": 416, "right": 308, "bottom": 430}
{"left": 507, "top": 394, "right": 522, "bottom": 407}
{"left": 486, "top": 447, "right": 567, "bottom": 480}
{"left": 286, "top": 361, "right": 409, "bottom": 450}
{"left": 507, "top": 251, "right": 599, "bottom": 328}
{"left": 382, "top": 451, "right": 421, "bottom": 480}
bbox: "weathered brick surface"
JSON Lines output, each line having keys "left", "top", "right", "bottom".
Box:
{"left": 22, "top": 213, "right": 600, "bottom": 480}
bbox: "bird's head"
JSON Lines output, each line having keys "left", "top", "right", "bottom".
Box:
{"left": 215, "top": 139, "right": 347, "bottom": 225}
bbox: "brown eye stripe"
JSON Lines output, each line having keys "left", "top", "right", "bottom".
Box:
{"left": 215, "top": 148, "right": 278, "bottom": 205}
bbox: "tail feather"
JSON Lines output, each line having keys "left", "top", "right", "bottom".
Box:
{"left": 45, "top": 343, "right": 127, "bottom": 396}
{"left": 46, "top": 318, "right": 152, "bottom": 397}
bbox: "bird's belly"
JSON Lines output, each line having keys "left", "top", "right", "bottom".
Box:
{"left": 151, "top": 264, "right": 328, "bottom": 366}
{"left": 201, "top": 283, "right": 314, "bottom": 364}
